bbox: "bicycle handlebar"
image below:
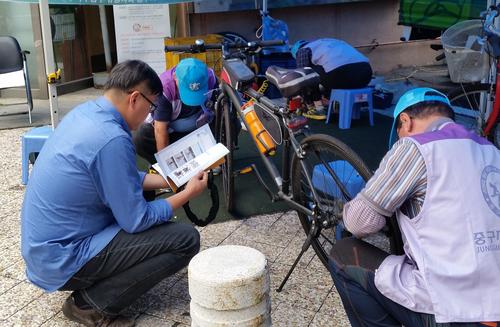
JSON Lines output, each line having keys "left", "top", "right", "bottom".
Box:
{"left": 165, "top": 39, "right": 285, "bottom": 53}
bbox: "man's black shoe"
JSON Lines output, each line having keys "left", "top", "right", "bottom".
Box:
{"left": 62, "top": 295, "right": 135, "bottom": 327}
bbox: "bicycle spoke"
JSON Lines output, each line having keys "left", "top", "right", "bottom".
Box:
{"left": 449, "top": 85, "right": 488, "bottom": 134}
{"left": 310, "top": 149, "right": 352, "bottom": 201}
{"left": 319, "top": 232, "right": 335, "bottom": 246}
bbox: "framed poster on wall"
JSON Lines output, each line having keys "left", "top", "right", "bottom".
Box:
{"left": 113, "top": 4, "right": 171, "bottom": 74}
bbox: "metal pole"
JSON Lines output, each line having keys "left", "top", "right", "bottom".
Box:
{"left": 99, "top": 5, "right": 112, "bottom": 72}
{"left": 262, "top": 0, "right": 267, "bottom": 15}
{"left": 39, "top": 0, "right": 59, "bottom": 128}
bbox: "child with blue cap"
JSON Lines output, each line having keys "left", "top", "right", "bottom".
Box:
{"left": 327, "top": 87, "right": 500, "bottom": 326}
{"left": 134, "top": 58, "right": 218, "bottom": 164}
{"left": 291, "top": 38, "right": 372, "bottom": 120}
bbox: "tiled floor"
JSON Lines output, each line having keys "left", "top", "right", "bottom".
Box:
{"left": 0, "top": 127, "right": 350, "bottom": 326}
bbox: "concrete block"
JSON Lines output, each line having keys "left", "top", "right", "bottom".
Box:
{"left": 189, "top": 245, "right": 271, "bottom": 326}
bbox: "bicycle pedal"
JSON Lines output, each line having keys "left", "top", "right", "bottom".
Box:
{"left": 236, "top": 166, "right": 253, "bottom": 175}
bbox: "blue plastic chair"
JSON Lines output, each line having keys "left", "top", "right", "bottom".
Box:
{"left": 21, "top": 125, "right": 53, "bottom": 185}
{"left": 326, "top": 87, "right": 374, "bottom": 129}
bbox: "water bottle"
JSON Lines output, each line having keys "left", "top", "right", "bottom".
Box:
{"left": 242, "top": 102, "right": 276, "bottom": 156}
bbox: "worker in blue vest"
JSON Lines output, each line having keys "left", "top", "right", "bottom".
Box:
{"left": 291, "top": 38, "right": 372, "bottom": 120}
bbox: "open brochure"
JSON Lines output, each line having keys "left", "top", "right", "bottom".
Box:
{"left": 153, "top": 124, "right": 229, "bottom": 192}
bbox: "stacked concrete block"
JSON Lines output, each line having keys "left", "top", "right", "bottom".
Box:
{"left": 188, "top": 245, "right": 271, "bottom": 326}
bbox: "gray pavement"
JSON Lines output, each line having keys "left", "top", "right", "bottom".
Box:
{"left": 0, "top": 91, "right": 350, "bottom": 325}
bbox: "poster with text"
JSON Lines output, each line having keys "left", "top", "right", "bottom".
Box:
{"left": 114, "top": 4, "right": 171, "bottom": 74}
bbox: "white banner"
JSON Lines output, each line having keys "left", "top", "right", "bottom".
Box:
{"left": 113, "top": 4, "right": 171, "bottom": 74}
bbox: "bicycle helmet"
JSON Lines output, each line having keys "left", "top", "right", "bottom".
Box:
{"left": 290, "top": 40, "right": 308, "bottom": 58}
{"left": 388, "top": 87, "right": 451, "bottom": 148}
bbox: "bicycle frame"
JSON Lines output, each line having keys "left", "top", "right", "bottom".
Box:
{"left": 219, "top": 79, "right": 316, "bottom": 217}
{"left": 218, "top": 70, "right": 358, "bottom": 220}
{"left": 216, "top": 71, "right": 385, "bottom": 290}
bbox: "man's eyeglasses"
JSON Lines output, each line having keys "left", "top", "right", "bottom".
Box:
{"left": 139, "top": 92, "right": 158, "bottom": 113}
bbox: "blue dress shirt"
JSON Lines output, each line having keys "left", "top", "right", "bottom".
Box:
{"left": 21, "top": 97, "right": 173, "bottom": 291}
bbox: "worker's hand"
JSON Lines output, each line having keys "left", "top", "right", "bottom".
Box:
{"left": 184, "top": 171, "right": 208, "bottom": 199}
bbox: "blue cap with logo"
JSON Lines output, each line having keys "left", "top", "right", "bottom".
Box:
{"left": 175, "top": 58, "right": 209, "bottom": 106}
{"left": 290, "top": 40, "right": 308, "bottom": 58}
{"left": 388, "top": 87, "right": 451, "bottom": 148}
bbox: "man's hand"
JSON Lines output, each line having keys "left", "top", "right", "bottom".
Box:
{"left": 165, "top": 171, "right": 208, "bottom": 210}
{"left": 185, "top": 171, "right": 208, "bottom": 199}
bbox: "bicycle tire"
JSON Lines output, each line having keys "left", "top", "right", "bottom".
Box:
{"left": 219, "top": 99, "right": 235, "bottom": 212}
{"left": 447, "top": 83, "right": 491, "bottom": 135}
{"left": 291, "top": 134, "right": 402, "bottom": 268}
{"left": 494, "top": 122, "right": 500, "bottom": 148}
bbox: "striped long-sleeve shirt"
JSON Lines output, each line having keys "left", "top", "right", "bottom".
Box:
{"left": 343, "top": 118, "right": 453, "bottom": 237}
{"left": 296, "top": 47, "right": 312, "bottom": 68}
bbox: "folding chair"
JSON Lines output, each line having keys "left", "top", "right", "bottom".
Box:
{"left": 0, "top": 36, "right": 34, "bottom": 123}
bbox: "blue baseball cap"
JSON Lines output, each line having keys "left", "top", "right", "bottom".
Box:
{"left": 290, "top": 40, "right": 308, "bottom": 58}
{"left": 175, "top": 58, "right": 209, "bottom": 106}
{"left": 388, "top": 87, "right": 451, "bottom": 148}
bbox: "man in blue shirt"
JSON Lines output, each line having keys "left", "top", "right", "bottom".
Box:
{"left": 21, "top": 60, "right": 207, "bottom": 326}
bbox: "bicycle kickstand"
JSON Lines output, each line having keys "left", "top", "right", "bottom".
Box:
{"left": 276, "top": 221, "right": 318, "bottom": 292}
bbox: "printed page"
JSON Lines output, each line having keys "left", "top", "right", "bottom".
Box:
{"left": 166, "top": 144, "right": 229, "bottom": 187}
{"left": 154, "top": 124, "right": 227, "bottom": 189}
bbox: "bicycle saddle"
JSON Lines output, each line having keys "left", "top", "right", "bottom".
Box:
{"left": 265, "top": 66, "right": 320, "bottom": 98}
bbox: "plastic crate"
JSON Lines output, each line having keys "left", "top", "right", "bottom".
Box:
{"left": 164, "top": 34, "right": 224, "bottom": 76}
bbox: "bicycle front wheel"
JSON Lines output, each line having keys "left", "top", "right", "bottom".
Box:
{"left": 291, "top": 134, "right": 401, "bottom": 268}
{"left": 447, "top": 83, "right": 490, "bottom": 134}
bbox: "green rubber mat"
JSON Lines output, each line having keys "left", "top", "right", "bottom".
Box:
{"left": 139, "top": 111, "right": 393, "bottom": 222}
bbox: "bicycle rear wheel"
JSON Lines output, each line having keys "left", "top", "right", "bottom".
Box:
{"left": 218, "top": 99, "right": 235, "bottom": 212}
{"left": 291, "top": 134, "right": 402, "bottom": 268}
{"left": 494, "top": 122, "right": 500, "bottom": 147}
{"left": 447, "top": 83, "right": 490, "bottom": 135}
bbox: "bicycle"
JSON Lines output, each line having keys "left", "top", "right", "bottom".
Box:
{"left": 444, "top": 5, "right": 500, "bottom": 147}
{"left": 165, "top": 40, "right": 403, "bottom": 290}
